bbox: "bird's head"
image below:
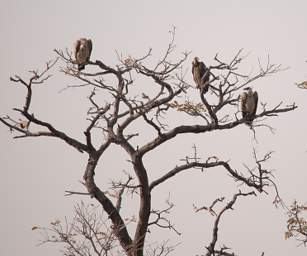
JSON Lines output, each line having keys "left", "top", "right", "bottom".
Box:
{"left": 244, "top": 87, "right": 253, "bottom": 95}
{"left": 192, "top": 57, "right": 199, "bottom": 66}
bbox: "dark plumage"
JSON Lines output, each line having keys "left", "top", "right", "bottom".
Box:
{"left": 240, "top": 87, "right": 258, "bottom": 125}
{"left": 74, "top": 38, "right": 92, "bottom": 71}
{"left": 192, "top": 57, "right": 210, "bottom": 92}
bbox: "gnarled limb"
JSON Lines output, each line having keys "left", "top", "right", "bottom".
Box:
{"left": 194, "top": 191, "right": 256, "bottom": 256}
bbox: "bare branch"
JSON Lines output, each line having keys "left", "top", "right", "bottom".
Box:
{"left": 35, "top": 202, "right": 122, "bottom": 256}
{"left": 200, "top": 191, "right": 256, "bottom": 256}
{"left": 148, "top": 197, "right": 181, "bottom": 236}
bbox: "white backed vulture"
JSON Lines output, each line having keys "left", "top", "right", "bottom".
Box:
{"left": 192, "top": 57, "right": 210, "bottom": 92}
{"left": 240, "top": 87, "right": 258, "bottom": 124}
{"left": 74, "top": 38, "right": 92, "bottom": 71}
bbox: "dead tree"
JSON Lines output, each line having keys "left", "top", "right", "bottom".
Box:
{"left": 0, "top": 29, "right": 297, "bottom": 256}
{"left": 34, "top": 202, "right": 120, "bottom": 256}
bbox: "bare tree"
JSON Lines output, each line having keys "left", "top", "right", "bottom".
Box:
{"left": 1, "top": 29, "right": 297, "bottom": 256}
{"left": 34, "top": 202, "right": 121, "bottom": 256}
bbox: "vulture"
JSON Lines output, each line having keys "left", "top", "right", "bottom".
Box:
{"left": 240, "top": 87, "right": 258, "bottom": 125}
{"left": 74, "top": 38, "right": 92, "bottom": 71}
{"left": 192, "top": 57, "right": 210, "bottom": 92}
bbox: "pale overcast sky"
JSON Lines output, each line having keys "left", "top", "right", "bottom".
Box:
{"left": 1, "top": 1, "right": 307, "bottom": 255}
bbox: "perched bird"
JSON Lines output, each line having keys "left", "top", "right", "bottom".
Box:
{"left": 192, "top": 57, "right": 210, "bottom": 92}
{"left": 240, "top": 87, "right": 258, "bottom": 125}
{"left": 74, "top": 38, "right": 92, "bottom": 71}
